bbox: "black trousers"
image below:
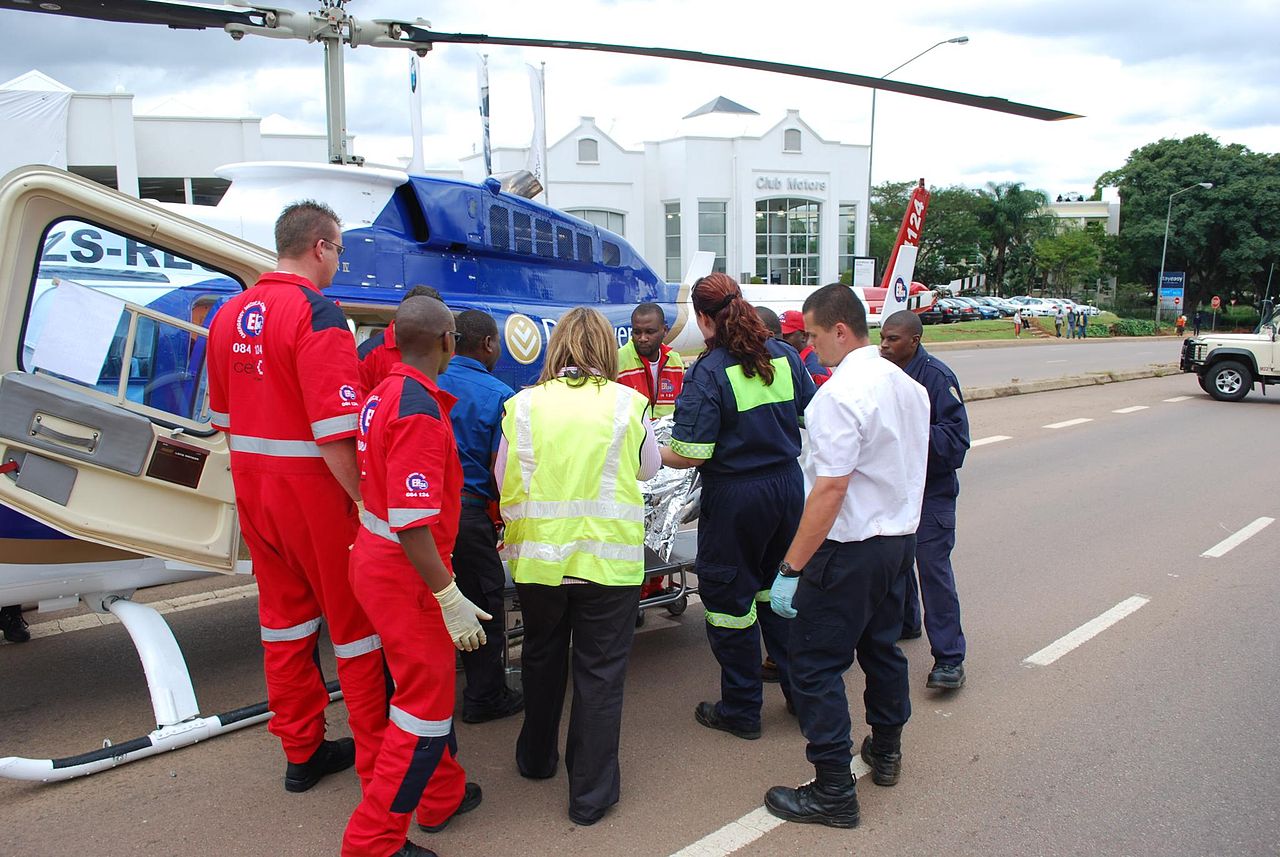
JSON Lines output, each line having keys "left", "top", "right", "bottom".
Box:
{"left": 789, "top": 534, "right": 914, "bottom": 769}
{"left": 515, "top": 580, "right": 641, "bottom": 820}
{"left": 453, "top": 505, "right": 510, "bottom": 710}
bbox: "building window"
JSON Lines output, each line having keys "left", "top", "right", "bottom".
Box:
{"left": 698, "top": 200, "right": 727, "bottom": 274}
{"left": 664, "top": 202, "right": 681, "bottom": 281}
{"left": 783, "top": 129, "right": 802, "bottom": 153}
{"left": 837, "top": 203, "right": 858, "bottom": 281}
{"left": 565, "top": 208, "right": 625, "bottom": 236}
{"left": 754, "top": 198, "right": 821, "bottom": 285}
{"left": 577, "top": 138, "right": 599, "bottom": 163}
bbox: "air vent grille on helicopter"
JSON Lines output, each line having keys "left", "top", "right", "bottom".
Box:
{"left": 534, "top": 219, "right": 554, "bottom": 258}
{"left": 556, "top": 226, "right": 574, "bottom": 261}
{"left": 513, "top": 212, "right": 533, "bottom": 254}
{"left": 489, "top": 205, "right": 511, "bottom": 252}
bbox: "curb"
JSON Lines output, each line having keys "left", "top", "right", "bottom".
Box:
{"left": 963, "top": 364, "right": 1182, "bottom": 401}
{"left": 926, "top": 335, "right": 1186, "bottom": 352}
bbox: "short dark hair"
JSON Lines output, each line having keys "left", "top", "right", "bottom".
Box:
{"left": 882, "top": 309, "right": 922, "bottom": 338}
{"left": 405, "top": 285, "right": 441, "bottom": 302}
{"left": 802, "top": 283, "right": 867, "bottom": 339}
{"left": 755, "top": 305, "right": 782, "bottom": 337}
{"left": 632, "top": 302, "right": 665, "bottom": 325}
{"left": 275, "top": 200, "right": 340, "bottom": 258}
{"left": 455, "top": 309, "right": 498, "bottom": 356}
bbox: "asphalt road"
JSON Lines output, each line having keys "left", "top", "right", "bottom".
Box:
{"left": 936, "top": 337, "right": 1183, "bottom": 389}
{"left": 2, "top": 372, "right": 1277, "bottom": 857}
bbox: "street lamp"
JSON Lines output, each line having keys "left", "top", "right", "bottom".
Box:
{"left": 866, "top": 36, "right": 968, "bottom": 253}
{"left": 1155, "top": 181, "right": 1213, "bottom": 330}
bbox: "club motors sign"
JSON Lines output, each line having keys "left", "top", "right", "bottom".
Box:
{"left": 756, "top": 175, "right": 827, "bottom": 193}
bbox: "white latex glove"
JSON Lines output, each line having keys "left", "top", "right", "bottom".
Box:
{"left": 433, "top": 580, "right": 492, "bottom": 652}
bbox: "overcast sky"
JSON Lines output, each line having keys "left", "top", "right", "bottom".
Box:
{"left": 2, "top": 0, "right": 1276, "bottom": 197}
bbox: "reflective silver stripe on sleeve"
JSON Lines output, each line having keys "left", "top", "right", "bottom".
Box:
{"left": 360, "top": 509, "right": 400, "bottom": 543}
{"left": 502, "top": 499, "right": 643, "bottom": 524}
{"left": 260, "top": 616, "right": 323, "bottom": 642}
{"left": 388, "top": 507, "right": 440, "bottom": 528}
{"left": 501, "top": 539, "right": 644, "bottom": 564}
{"left": 514, "top": 391, "right": 536, "bottom": 494}
{"left": 312, "top": 413, "right": 358, "bottom": 440}
{"left": 389, "top": 704, "right": 453, "bottom": 738}
{"left": 229, "top": 435, "right": 322, "bottom": 458}
{"left": 333, "top": 633, "right": 382, "bottom": 659}
{"left": 208, "top": 409, "right": 229, "bottom": 426}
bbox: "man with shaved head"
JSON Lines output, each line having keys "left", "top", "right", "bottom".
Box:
{"left": 343, "top": 295, "right": 487, "bottom": 857}
{"left": 879, "top": 310, "right": 970, "bottom": 696}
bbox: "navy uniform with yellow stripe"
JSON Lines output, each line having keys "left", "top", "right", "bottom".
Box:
{"left": 671, "top": 338, "right": 816, "bottom": 733}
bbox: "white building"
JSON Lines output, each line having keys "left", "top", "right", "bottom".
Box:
{"left": 460, "top": 97, "right": 871, "bottom": 286}
{"left": 1046, "top": 188, "right": 1121, "bottom": 235}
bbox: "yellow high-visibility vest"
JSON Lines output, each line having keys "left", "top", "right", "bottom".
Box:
{"left": 500, "top": 377, "right": 649, "bottom": 587}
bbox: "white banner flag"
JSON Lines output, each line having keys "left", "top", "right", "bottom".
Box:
{"left": 526, "top": 63, "right": 547, "bottom": 201}
{"left": 478, "top": 54, "right": 492, "bottom": 177}
{"left": 407, "top": 55, "right": 424, "bottom": 173}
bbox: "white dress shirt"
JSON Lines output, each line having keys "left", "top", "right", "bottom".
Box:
{"left": 805, "top": 345, "right": 930, "bottom": 543}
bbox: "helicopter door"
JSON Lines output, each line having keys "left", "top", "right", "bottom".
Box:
{"left": 0, "top": 166, "right": 275, "bottom": 571}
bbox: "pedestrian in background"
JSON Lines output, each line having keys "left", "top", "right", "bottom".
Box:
{"left": 764, "top": 284, "right": 929, "bottom": 829}
{"left": 1077, "top": 310, "right": 1088, "bottom": 339}
{"left": 498, "top": 307, "right": 657, "bottom": 826}
{"left": 1176, "top": 314, "right": 1187, "bottom": 336}
{"left": 1012, "top": 308, "right": 1023, "bottom": 338}
{"left": 1054, "top": 307, "right": 1064, "bottom": 337}
{"left": 661, "top": 273, "right": 816, "bottom": 740}
{"left": 1066, "top": 306, "right": 1076, "bottom": 339}
{"left": 1194, "top": 310, "right": 1204, "bottom": 336}
{"left": 879, "top": 311, "right": 969, "bottom": 690}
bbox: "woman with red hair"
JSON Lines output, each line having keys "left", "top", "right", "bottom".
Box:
{"left": 661, "top": 273, "right": 816, "bottom": 739}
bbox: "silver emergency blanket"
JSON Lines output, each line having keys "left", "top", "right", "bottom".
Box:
{"left": 641, "top": 417, "right": 700, "bottom": 561}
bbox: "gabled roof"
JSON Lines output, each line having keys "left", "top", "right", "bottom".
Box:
{"left": 0, "top": 69, "right": 74, "bottom": 92}
{"left": 683, "top": 96, "right": 759, "bottom": 119}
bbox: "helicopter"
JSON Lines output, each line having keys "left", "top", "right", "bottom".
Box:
{"left": 0, "top": 0, "right": 1077, "bottom": 781}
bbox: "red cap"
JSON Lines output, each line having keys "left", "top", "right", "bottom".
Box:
{"left": 780, "top": 310, "right": 805, "bottom": 335}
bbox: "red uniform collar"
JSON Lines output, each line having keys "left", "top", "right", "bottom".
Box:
{"left": 389, "top": 362, "right": 457, "bottom": 410}
{"left": 260, "top": 271, "right": 323, "bottom": 293}
{"left": 384, "top": 320, "right": 397, "bottom": 349}
{"left": 637, "top": 342, "right": 670, "bottom": 365}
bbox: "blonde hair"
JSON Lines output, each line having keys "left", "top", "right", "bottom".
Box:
{"left": 537, "top": 307, "right": 619, "bottom": 386}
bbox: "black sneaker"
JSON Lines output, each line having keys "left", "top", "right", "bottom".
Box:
{"left": 419, "top": 781, "right": 482, "bottom": 832}
{"left": 694, "top": 702, "right": 760, "bottom": 740}
{"left": 283, "top": 737, "right": 356, "bottom": 793}
{"left": 927, "top": 662, "right": 965, "bottom": 690}
{"left": 859, "top": 735, "right": 902, "bottom": 787}
{"left": 761, "top": 657, "right": 780, "bottom": 683}
{"left": 392, "top": 841, "right": 439, "bottom": 857}
{"left": 0, "top": 606, "right": 30, "bottom": 644}
{"left": 461, "top": 687, "right": 525, "bottom": 724}
{"left": 764, "top": 780, "right": 860, "bottom": 828}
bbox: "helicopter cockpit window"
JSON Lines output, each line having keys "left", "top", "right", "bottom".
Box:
{"left": 22, "top": 219, "right": 245, "bottom": 430}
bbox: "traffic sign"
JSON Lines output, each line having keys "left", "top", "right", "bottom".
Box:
{"left": 1174, "top": 297, "right": 1181, "bottom": 305}
{"left": 1211, "top": 295, "right": 1222, "bottom": 309}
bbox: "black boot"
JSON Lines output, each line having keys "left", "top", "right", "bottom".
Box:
{"left": 859, "top": 725, "right": 902, "bottom": 787}
{"left": 764, "top": 764, "right": 860, "bottom": 828}
{"left": 0, "top": 605, "right": 30, "bottom": 644}
{"left": 392, "top": 841, "right": 439, "bottom": 857}
{"left": 283, "top": 737, "right": 356, "bottom": 793}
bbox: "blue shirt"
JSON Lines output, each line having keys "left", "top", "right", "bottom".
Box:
{"left": 670, "top": 338, "right": 815, "bottom": 481}
{"left": 903, "top": 345, "right": 970, "bottom": 505}
{"left": 437, "top": 355, "right": 515, "bottom": 501}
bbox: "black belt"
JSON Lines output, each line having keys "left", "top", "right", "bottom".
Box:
{"left": 460, "top": 493, "right": 490, "bottom": 509}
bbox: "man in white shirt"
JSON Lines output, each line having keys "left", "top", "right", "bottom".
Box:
{"left": 763, "top": 284, "right": 930, "bottom": 829}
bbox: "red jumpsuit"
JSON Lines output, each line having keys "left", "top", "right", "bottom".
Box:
{"left": 357, "top": 319, "right": 402, "bottom": 396}
{"left": 342, "top": 363, "right": 467, "bottom": 857}
{"left": 207, "top": 272, "right": 387, "bottom": 787}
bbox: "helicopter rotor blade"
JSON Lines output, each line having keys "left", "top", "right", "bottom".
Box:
{"left": 0, "top": 0, "right": 272, "bottom": 30}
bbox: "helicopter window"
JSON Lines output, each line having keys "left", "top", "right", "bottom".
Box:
{"left": 783, "top": 129, "right": 802, "bottom": 153}
{"left": 577, "top": 138, "right": 599, "bottom": 163}
{"left": 22, "top": 218, "right": 243, "bottom": 431}
{"left": 555, "top": 226, "right": 574, "bottom": 261}
{"left": 602, "top": 241, "right": 622, "bottom": 267}
{"left": 513, "top": 211, "right": 533, "bottom": 254}
{"left": 576, "top": 233, "right": 593, "bottom": 264}
{"left": 535, "top": 219, "right": 554, "bottom": 258}
{"left": 489, "top": 205, "right": 512, "bottom": 251}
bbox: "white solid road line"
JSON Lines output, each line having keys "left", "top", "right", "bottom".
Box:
{"left": 669, "top": 758, "right": 873, "bottom": 857}
{"left": 1163, "top": 396, "right": 1192, "bottom": 402}
{"left": 1201, "top": 517, "right": 1275, "bottom": 558}
{"left": 1046, "top": 359, "right": 1068, "bottom": 364}
{"left": 971, "top": 435, "right": 1012, "bottom": 447}
{"left": 1023, "top": 595, "right": 1150, "bottom": 667}
{"left": 1112, "top": 405, "right": 1149, "bottom": 414}
{"left": 1043, "top": 418, "right": 1093, "bottom": 429}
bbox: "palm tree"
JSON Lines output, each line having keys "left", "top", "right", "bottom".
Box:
{"left": 978, "top": 182, "right": 1052, "bottom": 294}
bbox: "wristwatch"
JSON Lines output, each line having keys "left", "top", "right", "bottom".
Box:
{"left": 778, "top": 561, "right": 802, "bottom": 578}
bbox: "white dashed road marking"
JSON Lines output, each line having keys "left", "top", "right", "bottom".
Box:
{"left": 1163, "top": 396, "right": 1192, "bottom": 402}
{"left": 1046, "top": 359, "right": 1068, "bottom": 364}
{"left": 1201, "top": 517, "right": 1275, "bottom": 558}
{"left": 1112, "top": 406, "right": 1149, "bottom": 414}
{"left": 1023, "top": 595, "right": 1150, "bottom": 667}
{"left": 971, "top": 435, "right": 1012, "bottom": 447}
{"left": 1043, "top": 418, "right": 1093, "bottom": 429}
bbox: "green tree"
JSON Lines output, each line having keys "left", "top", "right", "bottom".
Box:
{"left": 1034, "top": 223, "right": 1105, "bottom": 298}
{"left": 869, "top": 181, "right": 990, "bottom": 288}
{"left": 975, "top": 182, "right": 1053, "bottom": 294}
{"left": 1096, "top": 134, "right": 1280, "bottom": 313}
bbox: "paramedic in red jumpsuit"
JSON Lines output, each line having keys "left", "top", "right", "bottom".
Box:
{"left": 342, "top": 296, "right": 489, "bottom": 857}
{"left": 207, "top": 201, "right": 385, "bottom": 794}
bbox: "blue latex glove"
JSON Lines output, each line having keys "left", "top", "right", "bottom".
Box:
{"left": 770, "top": 574, "right": 798, "bottom": 619}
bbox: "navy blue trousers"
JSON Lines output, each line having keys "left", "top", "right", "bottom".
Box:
{"left": 790, "top": 534, "right": 914, "bottom": 769}
{"left": 903, "top": 502, "right": 967, "bottom": 665}
{"left": 696, "top": 463, "right": 803, "bottom": 730}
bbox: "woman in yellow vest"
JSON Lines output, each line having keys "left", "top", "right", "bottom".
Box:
{"left": 497, "top": 307, "right": 659, "bottom": 826}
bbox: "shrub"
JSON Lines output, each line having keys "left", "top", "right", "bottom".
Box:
{"left": 1110, "top": 318, "right": 1158, "bottom": 336}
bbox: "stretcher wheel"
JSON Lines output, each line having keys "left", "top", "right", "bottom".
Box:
{"left": 666, "top": 594, "right": 688, "bottom": 616}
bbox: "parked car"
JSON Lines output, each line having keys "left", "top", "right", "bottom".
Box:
{"left": 975, "top": 296, "right": 1015, "bottom": 316}
{"left": 938, "top": 298, "right": 979, "bottom": 322}
{"left": 954, "top": 297, "right": 1001, "bottom": 319}
{"left": 1011, "top": 297, "right": 1057, "bottom": 316}
{"left": 918, "top": 304, "right": 946, "bottom": 325}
